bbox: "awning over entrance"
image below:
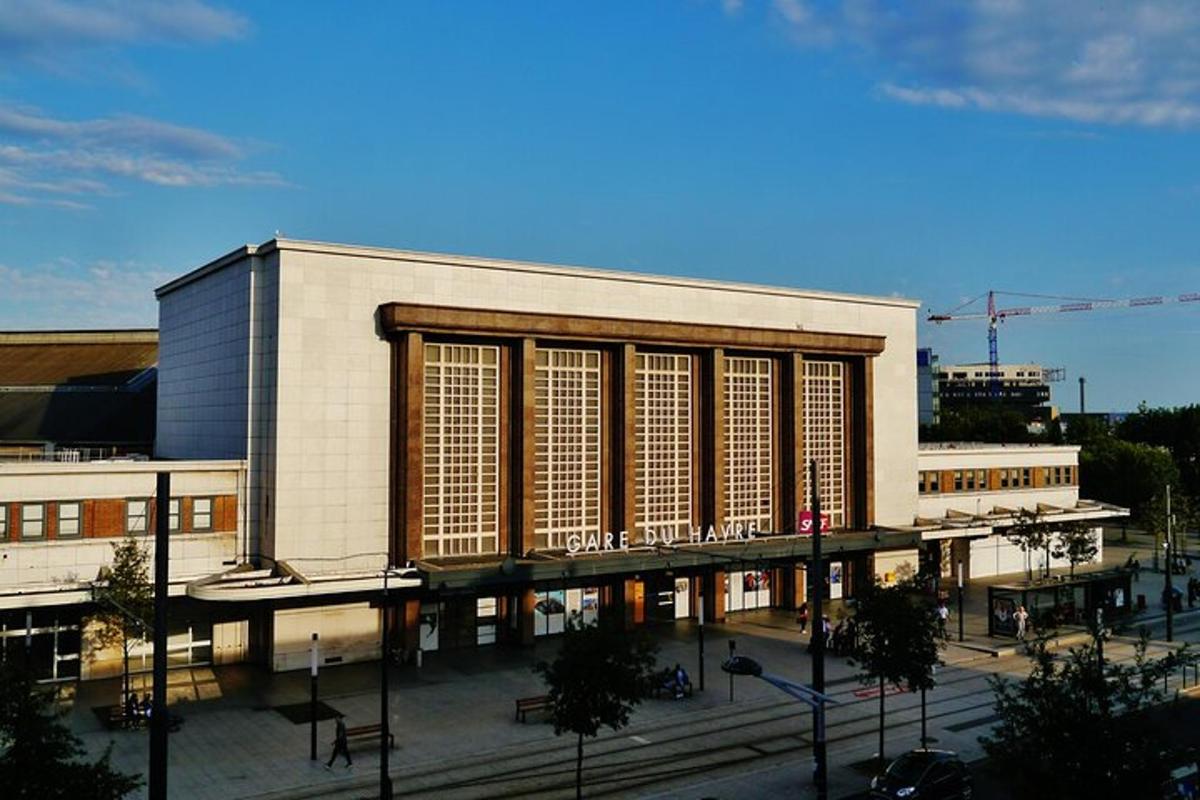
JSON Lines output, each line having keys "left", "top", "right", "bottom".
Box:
{"left": 417, "top": 529, "right": 923, "bottom": 593}
{"left": 187, "top": 559, "right": 422, "bottom": 602}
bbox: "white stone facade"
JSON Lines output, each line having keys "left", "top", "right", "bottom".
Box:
{"left": 157, "top": 239, "right": 919, "bottom": 567}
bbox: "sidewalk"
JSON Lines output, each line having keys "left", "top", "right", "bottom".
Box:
{"left": 63, "top": 533, "right": 1196, "bottom": 799}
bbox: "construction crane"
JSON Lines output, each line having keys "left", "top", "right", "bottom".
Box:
{"left": 928, "top": 289, "right": 1200, "bottom": 398}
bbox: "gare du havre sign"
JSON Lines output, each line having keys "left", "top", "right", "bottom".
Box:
{"left": 565, "top": 511, "right": 831, "bottom": 555}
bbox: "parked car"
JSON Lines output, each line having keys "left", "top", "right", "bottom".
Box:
{"left": 870, "top": 749, "right": 973, "bottom": 799}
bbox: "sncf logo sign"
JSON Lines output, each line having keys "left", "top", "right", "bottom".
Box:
{"left": 797, "top": 511, "right": 831, "bottom": 535}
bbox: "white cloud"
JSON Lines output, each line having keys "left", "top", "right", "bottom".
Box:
{"left": 762, "top": 0, "right": 1200, "bottom": 128}
{"left": 0, "top": 105, "right": 285, "bottom": 206}
{"left": 0, "top": 0, "right": 247, "bottom": 73}
{"left": 0, "top": 258, "right": 168, "bottom": 328}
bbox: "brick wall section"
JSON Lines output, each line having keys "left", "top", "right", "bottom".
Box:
{"left": 4, "top": 495, "right": 238, "bottom": 540}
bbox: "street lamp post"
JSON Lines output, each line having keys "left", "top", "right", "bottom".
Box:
{"left": 1166, "top": 485, "right": 1175, "bottom": 643}
{"left": 380, "top": 568, "right": 395, "bottom": 800}
{"left": 698, "top": 597, "right": 705, "bottom": 692}
{"left": 809, "top": 458, "right": 828, "bottom": 800}
{"left": 956, "top": 560, "right": 964, "bottom": 643}
{"left": 310, "top": 633, "right": 319, "bottom": 761}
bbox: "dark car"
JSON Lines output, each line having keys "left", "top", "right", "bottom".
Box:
{"left": 870, "top": 749, "right": 973, "bottom": 800}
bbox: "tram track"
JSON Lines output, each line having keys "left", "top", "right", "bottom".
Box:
{"left": 265, "top": 636, "right": 1190, "bottom": 800}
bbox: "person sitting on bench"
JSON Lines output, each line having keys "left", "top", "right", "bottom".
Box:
{"left": 672, "top": 663, "right": 690, "bottom": 699}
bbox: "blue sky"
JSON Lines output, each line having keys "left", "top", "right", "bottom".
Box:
{"left": 1, "top": 1, "right": 1198, "bottom": 411}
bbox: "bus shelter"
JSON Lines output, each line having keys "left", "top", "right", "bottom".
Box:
{"left": 987, "top": 569, "right": 1133, "bottom": 638}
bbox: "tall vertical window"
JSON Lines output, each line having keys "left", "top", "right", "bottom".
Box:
{"left": 635, "top": 353, "right": 692, "bottom": 542}
{"left": 423, "top": 343, "right": 500, "bottom": 557}
{"left": 192, "top": 497, "right": 213, "bottom": 531}
{"left": 21, "top": 504, "right": 45, "bottom": 540}
{"left": 724, "top": 356, "right": 773, "bottom": 531}
{"left": 57, "top": 502, "right": 81, "bottom": 538}
{"left": 534, "top": 349, "right": 601, "bottom": 551}
{"left": 802, "top": 360, "right": 845, "bottom": 528}
{"left": 169, "top": 498, "right": 181, "bottom": 532}
{"left": 126, "top": 498, "right": 149, "bottom": 534}
{"left": 0, "top": 505, "right": 7, "bottom": 537}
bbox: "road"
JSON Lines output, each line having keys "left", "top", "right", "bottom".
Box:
{"left": 265, "top": 612, "right": 1200, "bottom": 800}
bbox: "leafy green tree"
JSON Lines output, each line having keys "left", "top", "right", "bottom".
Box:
{"left": 981, "top": 635, "right": 1191, "bottom": 799}
{"left": 534, "top": 616, "right": 658, "bottom": 800}
{"left": 848, "top": 579, "right": 943, "bottom": 769}
{"left": 1002, "top": 509, "right": 1055, "bottom": 582}
{"left": 91, "top": 535, "right": 153, "bottom": 704}
{"left": 920, "top": 404, "right": 1035, "bottom": 444}
{"left": 1079, "top": 437, "right": 1179, "bottom": 519}
{"left": 0, "top": 660, "right": 141, "bottom": 799}
{"left": 1118, "top": 403, "right": 1200, "bottom": 500}
{"left": 1051, "top": 520, "right": 1100, "bottom": 579}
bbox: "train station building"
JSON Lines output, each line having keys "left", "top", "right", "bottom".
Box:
{"left": 0, "top": 238, "right": 1126, "bottom": 678}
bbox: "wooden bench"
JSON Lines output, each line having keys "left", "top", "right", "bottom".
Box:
{"left": 652, "top": 679, "right": 694, "bottom": 700}
{"left": 515, "top": 695, "right": 551, "bottom": 723}
{"left": 345, "top": 723, "right": 396, "bottom": 749}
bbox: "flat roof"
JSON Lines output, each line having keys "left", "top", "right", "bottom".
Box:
{"left": 919, "top": 442, "right": 1080, "bottom": 453}
{"left": 157, "top": 238, "right": 921, "bottom": 310}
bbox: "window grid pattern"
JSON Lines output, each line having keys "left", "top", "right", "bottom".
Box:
{"left": 723, "top": 357, "right": 773, "bottom": 531}
{"left": 57, "top": 502, "right": 81, "bottom": 537}
{"left": 193, "top": 497, "right": 213, "bottom": 531}
{"left": 635, "top": 353, "right": 692, "bottom": 541}
{"left": 802, "top": 360, "right": 846, "bottom": 528}
{"left": 423, "top": 343, "right": 500, "bottom": 557}
{"left": 21, "top": 504, "right": 44, "bottom": 540}
{"left": 534, "top": 349, "right": 602, "bottom": 551}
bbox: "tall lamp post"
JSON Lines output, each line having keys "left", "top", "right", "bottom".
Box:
{"left": 380, "top": 567, "right": 399, "bottom": 800}
{"left": 956, "top": 560, "right": 964, "bottom": 643}
{"left": 809, "top": 459, "right": 828, "bottom": 800}
{"left": 1166, "top": 485, "right": 1174, "bottom": 643}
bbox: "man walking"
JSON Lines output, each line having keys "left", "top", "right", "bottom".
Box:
{"left": 936, "top": 599, "right": 950, "bottom": 639}
{"left": 325, "top": 715, "right": 352, "bottom": 770}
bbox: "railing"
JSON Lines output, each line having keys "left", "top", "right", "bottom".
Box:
{"left": 0, "top": 447, "right": 151, "bottom": 463}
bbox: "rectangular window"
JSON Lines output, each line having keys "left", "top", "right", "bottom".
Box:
{"left": 724, "top": 357, "right": 773, "bottom": 532}
{"left": 1042, "top": 467, "right": 1051, "bottom": 486}
{"left": 976, "top": 469, "right": 987, "bottom": 489}
{"left": 169, "top": 498, "right": 181, "bottom": 532}
{"left": 1000, "top": 470, "right": 1010, "bottom": 489}
{"left": 57, "top": 502, "right": 81, "bottom": 538}
{"left": 422, "top": 343, "right": 501, "bottom": 558}
{"left": 1022, "top": 468, "right": 1032, "bottom": 487}
{"left": 21, "top": 504, "right": 45, "bottom": 540}
{"left": 919, "top": 473, "right": 927, "bottom": 494}
{"left": 126, "top": 498, "right": 149, "bottom": 534}
{"left": 192, "top": 497, "right": 213, "bottom": 531}
{"left": 0, "top": 505, "right": 6, "bottom": 537}
{"left": 953, "top": 471, "right": 963, "bottom": 492}
{"left": 928, "top": 471, "right": 939, "bottom": 493}
{"left": 534, "top": 349, "right": 602, "bottom": 551}
{"left": 802, "top": 360, "right": 846, "bottom": 528}
{"left": 635, "top": 352, "right": 693, "bottom": 542}
{"left": 965, "top": 471, "right": 976, "bottom": 491}
{"left": 1054, "top": 466, "right": 1063, "bottom": 485}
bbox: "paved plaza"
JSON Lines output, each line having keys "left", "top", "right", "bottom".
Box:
{"left": 64, "top": 530, "right": 1198, "bottom": 799}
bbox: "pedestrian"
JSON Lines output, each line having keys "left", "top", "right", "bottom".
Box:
{"left": 673, "top": 663, "right": 689, "bottom": 700}
{"left": 1132, "top": 558, "right": 1141, "bottom": 581}
{"left": 797, "top": 601, "right": 809, "bottom": 634}
{"left": 936, "top": 599, "right": 950, "bottom": 639}
{"left": 822, "top": 615, "right": 832, "bottom": 650}
{"left": 141, "top": 692, "right": 153, "bottom": 722}
{"left": 1014, "top": 605, "right": 1030, "bottom": 641}
{"left": 326, "top": 715, "right": 352, "bottom": 770}
{"left": 124, "top": 693, "right": 139, "bottom": 729}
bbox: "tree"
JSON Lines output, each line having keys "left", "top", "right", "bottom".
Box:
{"left": 981, "top": 635, "right": 1190, "bottom": 799}
{"left": 1051, "top": 521, "right": 1100, "bottom": 579}
{"left": 1079, "top": 437, "right": 1179, "bottom": 518}
{"left": 1118, "top": 403, "right": 1200, "bottom": 501}
{"left": 848, "top": 579, "right": 943, "bottom": 769}
{"left": 91, "top": 535, "right": 153, "bottom": 704}
{"left": 534, "top": 616, "right": 658, "bottom": 799}
{"left": 920, "top": 404, "right": 1035, "bottom": 444}
{"left": 1002, "top": 509, "right": 1055, "bottom": 582}
{"left": 0, "top": 659, "right": 141, "bottom": 799}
